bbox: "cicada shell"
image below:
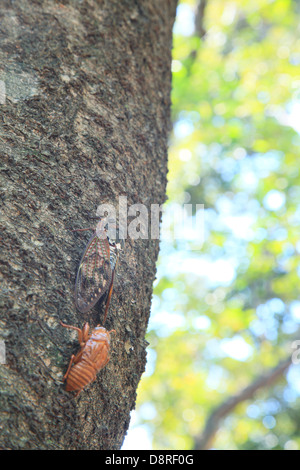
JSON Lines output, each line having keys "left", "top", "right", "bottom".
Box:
{"left": 60, "top": 321, "right": 116, "bottom": 396}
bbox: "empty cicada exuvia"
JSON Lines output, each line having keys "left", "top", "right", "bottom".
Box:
{"left": 73, "top": 217, "right": 123, "bottom": 322}
{"left": 60, "top": 321, "right": 116, "bottom": 396}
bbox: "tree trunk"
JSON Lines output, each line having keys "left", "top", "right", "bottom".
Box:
{"left": 0, "top": 0, "right": 177, "bottom": 450}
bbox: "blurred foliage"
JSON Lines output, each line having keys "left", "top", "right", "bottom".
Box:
{"left": 134, "top": 0, "right": 300, "bottom": 450}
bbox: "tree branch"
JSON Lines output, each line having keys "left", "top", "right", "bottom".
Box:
{"left": 195, "top": 0, "right": 207, "bottom": 39}
{"left": 194, "top": 356, "right": 293, "bottom": 450}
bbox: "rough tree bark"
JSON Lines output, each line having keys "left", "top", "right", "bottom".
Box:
{"left": 0, "top": 0, "right": 177, "bottom": 449}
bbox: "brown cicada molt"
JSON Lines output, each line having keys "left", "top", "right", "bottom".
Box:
{"left": 60, "top": 321, "right": 116, "bottom": 396}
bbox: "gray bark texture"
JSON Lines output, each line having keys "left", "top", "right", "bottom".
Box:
{"left": 0, "top": 0, "right": 177, "bottom": 450}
